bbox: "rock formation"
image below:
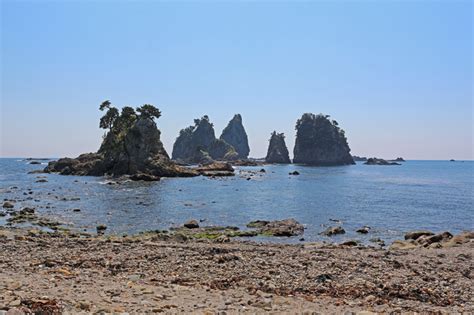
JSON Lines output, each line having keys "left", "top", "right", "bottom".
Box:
{"left": 220, "top": 114, "right": 250, "bottom": 159}
{"left": 293, "top": 113, "right": 354, "bottom": 166}
{"left": 172, "top": 116, "right": 238, "bottom": 164}
{"left": 45, "top": 102, "right": 197, "bottom": 177}
{"left": 364, "top": 158, "right": 401, "bottom": 166}
{"left": 265, "top": 131, "right": 291, "bottom": 164}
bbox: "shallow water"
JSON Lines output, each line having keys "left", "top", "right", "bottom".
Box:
{"left": 1, "top": 158, "right": 473, "bottom": 244}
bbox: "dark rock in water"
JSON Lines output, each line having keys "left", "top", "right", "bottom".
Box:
{"left": 352, "top": 155, "right": 367, "bottom": 162}
{"left": 289, "top": 171, "right": 300, "bottom": 176}
{"left": 220, "top": 114, "right": 250, "bottom": 159}
{"left": 28, "top": 169, "right": 46, "bottom": 174}
{"left": 72, "top": 208, "right": 81, "bottom": 212}
{"left": 364, "top": 158, "right": 401, "bottom": 166}
{"left": 393, "top": 157, "right": 405, "bottom": 162}
{"left": 356, "top": 226, "right": 370, "bottom": 234}
{"left": 231, "top": 159, "right": 262, "bottom": 166}
{"left": 293, "top": 113, "right": 354, "bottom": 166}
{"left": 96, "top": 224, "right": 107, "bottom": 234}
{"left": 247, "top": 218, "right": 304, "bottom": 236}
{"left": 404, "top": 230, "right": 434, "bottom": 240}
{"left": 195, "top": 162, "right": 235, "bottom": 177}
{"left": 184, "top": 220, "right": 200, "bottom": 229}
{"left": 129, "top": 173, "right": 160, "bottom": 181}
{"left": 320, "top": 226, "right": 346, "bottom": 236}
{"left": 20, "top": 207, "right": 35, "bottom": 214}
{"left": 265, "top": 131, "right": 291, "bottom": 164}
{"left": 29, "top": 161, "right": 41, "bottom": 165}
{"left": 45, "top": 102, "right": 197, "bottom": 178}
{"left": 340, "top": 240, "right": 359, "bottom": 246}
{"left": 2, "top": 201, "right": 14, "bottom": 209}
{"left": 35, "top": 179, "right": 48, "bottom": 183}
{"left": 172, "top": 116, "right": 239, "bottom": 164}
{"left": 450, "top": 159, "right": 455, "bottom": 162}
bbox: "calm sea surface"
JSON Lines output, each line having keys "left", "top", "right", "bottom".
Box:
{"left": 1, "top": 158, "right": 473, "bottom": 244}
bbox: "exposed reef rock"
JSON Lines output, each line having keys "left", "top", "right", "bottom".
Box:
{"left": 220, "top": 114, "right": 250, "bottom": 159}
{"left": 293, "top": 113, "right": 355, "bottom": 166}
{"left": 265, "top": 131, "right": 291, "bottom": 164}
{"left": 45, "top": 102, "right": 197, "bottom": 178}
{"left": 364, "top": 158, "right": 401, "bottom": 166}
{"left": 195, "top": 162, "right": 235, "bottom": 177}
{"left": 172, "top": 116, "right": 238, "bottom": 164}
{"left": 352, "top": 155, "right": 367, "bottom": 162}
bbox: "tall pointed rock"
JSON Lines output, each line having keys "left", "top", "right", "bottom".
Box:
{"left": 265, "top": 131, "right": 291, "bottom": 164}
{"left": 220, "top": 114, "right": 250, "bottom": 159}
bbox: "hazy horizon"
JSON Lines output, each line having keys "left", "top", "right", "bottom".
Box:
{"left": 1, "top": 1, "right": 473, "bottom": 160}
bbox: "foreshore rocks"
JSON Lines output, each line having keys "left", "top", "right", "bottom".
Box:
{"left": 195, "top": 162, "right": 235, "bottom": 177}
{"left": 364, "top": 158, "right": 401, "bottom": 166}
{"left": 172, "top": 116, "right": 239, "bottom": 164}
{"left": 320, "top": 226, "right": 346, "bottom": 236}
{"left": 293, "top": 113, "right": 355, "bottom": 166}
{"left": 265, "top": 131, "right": 291, "bottom": 164}
{"left": 220, "top": 114, "right": 250, "bottom": 159}
{"left": 247, "top": 218, "right": 304, "bottom": 237}
{"left": 390, "top": 230, "right": 473, "bottom": 250}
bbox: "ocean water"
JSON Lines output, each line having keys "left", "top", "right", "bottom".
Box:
{"left": 1, "top": 158, "right": 473, "bottom": 244}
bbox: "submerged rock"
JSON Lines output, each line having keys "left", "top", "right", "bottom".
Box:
{"left": 293, "top": 113, "right": 354, "bottom": 166}
{"left": 265, "top": 131, "right": 291, "bottom": 164}
{"left": 220, "top": 114, "right": 250, "bottom": 159}
{"left": 45, "top": 102, "right": 197, "bottom": 178}
{"left": 172, "top": 116, "right": 238, "bottom": 164}
{"left": 364, "top": 158, "right": 401, "bottom": 166}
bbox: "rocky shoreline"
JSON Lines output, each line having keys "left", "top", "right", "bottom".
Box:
{"left": 0, "top": 226, "right": 473, "bottom": 314}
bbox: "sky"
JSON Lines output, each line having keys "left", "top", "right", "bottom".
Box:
{"left": 1, "top": 0, "right": 472, "bottom": 160}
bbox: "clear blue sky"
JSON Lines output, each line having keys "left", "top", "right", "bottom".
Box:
{"left": 1, "top": 0, "right": 472, "bottom": 159}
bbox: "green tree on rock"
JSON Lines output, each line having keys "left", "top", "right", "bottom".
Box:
{"left": 137, "top": 104, "right": 161, "bottom": 120}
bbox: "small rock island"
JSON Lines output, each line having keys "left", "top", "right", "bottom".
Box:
{"left": 45, "top": 101, "right": 197, "bottom": 177}
{"left": 265, "top": 131, "right": 291, "bottom": 164}
{"left": 293, "top": 113, "right": 355, "bottom": 166}
{"left": 220, "top": 114, "right": 250, "bottom": 159}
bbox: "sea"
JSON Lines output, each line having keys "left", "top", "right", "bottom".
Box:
{"left": 1, "top": 158, "right": 473, "bottom": 244}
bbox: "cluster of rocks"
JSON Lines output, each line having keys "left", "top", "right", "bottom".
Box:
{"left": 2, "top": 202, "right": 61, "bottom": 230}
{"left": 390, "top": 230, "right": 474, "bottom": 250}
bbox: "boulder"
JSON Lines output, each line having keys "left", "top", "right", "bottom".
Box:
{"left": 404, "top": 230, "right": 434, "bottom": 240}
{"left": 320, "top": 226, "right": 346, "bottom": 236}
{"left": 265, "top": 132, "right": 291, "bottom": 164}
{"left": 2, "top": 201, "right": 14, "bottom": 209}
{"left": 183, "top": 220, "right": 200, "bottom": 229}
{"left": 220, "top": 114, "right": 250, "bottom": 159}
{"left": 356, "top": 226, "right": 370, "bottom": 234}
{"left": 289, "top": 171, "right": 300, "bottom": 176}
{"left": 442, "top": 231, "right": 474, "bottom": 247}
{"left": 389, "top": 240, "right": 417, "bottom": 250}
{"left": 293, "top": 113, "right": 354, "bottom": 166}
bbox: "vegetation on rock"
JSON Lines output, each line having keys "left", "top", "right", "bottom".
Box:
{"left": 293, "top": 113, "right": 354, "bottom": 166}
{"left": 45, "top": 101, "right": 197, "bottom": 177}
{"left": 172, "top": 116, "right": 239, "bottom": 164}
